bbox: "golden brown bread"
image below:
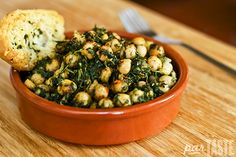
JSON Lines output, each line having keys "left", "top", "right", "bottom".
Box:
{"left": 0, "top": 9, "right": 65, "bottom": 71}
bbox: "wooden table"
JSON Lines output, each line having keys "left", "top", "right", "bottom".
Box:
{"left": 0, "top": 0, "right": 235, "bottom": 156}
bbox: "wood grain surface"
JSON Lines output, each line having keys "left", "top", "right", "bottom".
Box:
{"left": 0, "top": 0, "right": 235, "bottom": 157}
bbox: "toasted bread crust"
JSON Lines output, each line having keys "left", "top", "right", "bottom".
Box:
{"left": 0, "top": 9, "right": 65, "bottom": 71}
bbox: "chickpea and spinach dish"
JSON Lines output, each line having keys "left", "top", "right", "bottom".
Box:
{"left": 23, "top": 27, "right": 177, "bottom": 108}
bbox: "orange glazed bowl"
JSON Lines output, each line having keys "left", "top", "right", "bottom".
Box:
{"left": 10, "top": 31, "right": 188, "bottom": 145}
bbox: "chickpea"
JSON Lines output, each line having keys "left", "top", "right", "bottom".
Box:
{"left": 65, "top": 53, "right": 79, "bottom": 68}
{"left": 46, "top": 59, "right": 60, "bottom": 72}
{"left": 125, "top": 44, "right": 136, "bottom": 59}
{"left": 145, "top": 41, "right": 153, "bottom": 50}
{"left": 57, "top": 79, "right": 77, "bottom": 95}
{"left": 147, "top": 88, "right": 154, "bottom": 98}
{"left": 60, "top": 69, "right": 69, "bottom": 79}
{"left": 159, "top": 84, "right": 170, "bottom": 93}
{"left": 98, "top": 98, "right": 114, "bottom": 108}
{"left": 83, "top": 41, "right": 95, "bottom": 49}
{"left": 102, "top": 34, "right": 109, "bottom": 40}
{"left": 138, "top": 81, "right": 146, "bottom": 87}
{"left": 132, "top": 37, "right": 145, "bottom": 45}
{"left": 113, "top": 93, "right": 132, "bottom": 107}
{"left": 118, "top": 73, "right": 126, "bottom": 81}
{"left": 54, "top": 62, "right": 69, "bottom": 78}
{"left": 118, "top": 59, "right": 131, "bottom": 74}
{"left": 54, "top": 69, "right": 60, "bottom": 76}
{"left": 24, "top": 79, "right": 36, "bottom": 90}
{"left": 149, "top": 44, "right": 164, "bottom": 57}
{"left": 94, "top": 84, "right": 109, "bottom": 100}
{"left": 81, "top": 42, "right": 96, "bottom": 59}
{"left": 90, "top": 102, "right": 97, "bottom": 109}
{"left": 160, "top": 58, "right": 173, "bottom": 75}
{"left": 87, "top": 80, "right": 98, "bottom": 95}
{"left": 45, "top": 77, "right": 54, "bottom": 87}
{"left": 87, "top": 30, "right": 96, "bottom": 37}
{"left": 111, "top": 39, "right": 121, "bottom": 52}
{"left": 137, "top": 45, "right": 147, "bottom": 57}
{"left": 37, "top": 84, "right": 50, "bottom": 92}
{"left": 111, "top": 80, "right": 129, "bottom": 93}
{"left": 118, "top": 46, "right": 126, "bottom": 58}
{"left": 98, "top": 53, "right": 109, "bottom": 62}
{"left": 149, "top": 75, "right": 156, "bottom": 83}
{"left": 141, "top": 60, "right": 150, "bottom": 69}
{"left": 80, "top": 50, "right": 93, "bottom": 60}
{"left": 171, "top": 70, "right": 177, "bottom": 79}
{"left": 73, "top": 31, "right": 85, "bottom": 43}
{"left": 112, "top": 32, "right": 121, "bottom": 40}
{"left": 147, "top": 56, "right": 162, "bottom": 71}
{"left": 74, "top": 91, "right": 92, "bottom": 107}
{"left": 159, "top": 75, "right": 175, "bottom": 87}
{"left": 60, "top": 95, "right": 69, "bottom": 105}
{"left": 129, "top": 88, "right": 145, "bottom": 103}
{"left": 31, "top": 73, "right": 45, "bottom": 85}
{"left": 102, "top": 45, "right": 113, "bottom": 53}
{"left": 164, "top": 57, "right": 172, "bottom": 63}
{"left": 97, "top": 45, "right": 113, "bottom": 62}
{"left": 105, "top": 41, "right": 111, "bottom": 47}
{"left": 100, "top": 67, "right": 112, "bottom": 83}
{"left": 35, "top": 87, "right": 46, "bottom": 96}
{"left": 171, "top": 71, "right": 177, "bottom": 83}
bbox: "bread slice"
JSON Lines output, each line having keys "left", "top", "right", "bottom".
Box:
{"left": 0, "top": 9, "right": 65, "bottom": 71}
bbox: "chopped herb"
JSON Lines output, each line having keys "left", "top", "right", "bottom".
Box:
{"left": 24, "top": 34, "right": 29, "bottom": 40}
{"left": 17, "top": 45, "right": 22, "bottom": 49}
{"left": 38, "top": 29, "right": 43, "bottom": 35}
{"left": 28, "top": 21, "right": 33, "bottom": 24}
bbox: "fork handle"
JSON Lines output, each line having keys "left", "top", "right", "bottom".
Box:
{"left": 180, "top": 43, "right": 236, "bottom": 76}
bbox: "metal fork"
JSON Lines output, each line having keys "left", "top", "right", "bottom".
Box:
{"left": 119, "top": 8, "right": 236, "bottom": 76}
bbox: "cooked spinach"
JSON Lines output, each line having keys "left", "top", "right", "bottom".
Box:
{"left": 23, "top": 26, "right": 177, "bottom": 109}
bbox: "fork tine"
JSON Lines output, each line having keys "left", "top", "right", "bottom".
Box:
{"left": 125, "top": 9, "right": 142, "bottom": 33}
{"left": 119, "top": 10, "right": 135, "bottom": 32}
{"left": 119, "top": 9, "right": 139, "bottom": 33}
{"left": 120, "top": 9, "right": 151, "bottom": 33}
{"left": 127, "top": 9, "right": 150, "bottom": 32}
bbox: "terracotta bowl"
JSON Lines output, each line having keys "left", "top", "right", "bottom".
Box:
{"left": 10, "top": 31, "right": 188, "bottom": 145}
